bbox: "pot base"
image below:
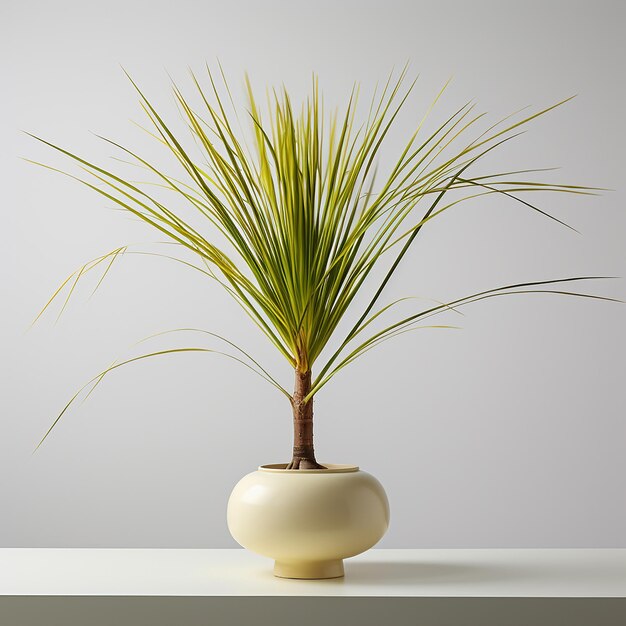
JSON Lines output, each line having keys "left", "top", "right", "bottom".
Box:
{"left": 273, "top": 559, "right": 344, "bottom": 579}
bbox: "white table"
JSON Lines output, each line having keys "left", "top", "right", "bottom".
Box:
{"left": 1, "top": 548, "right": 625, "bottom": 625}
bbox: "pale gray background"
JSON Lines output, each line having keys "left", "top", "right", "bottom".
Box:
{"left": 2, "top": 0, "right": 624, "bottom": 548}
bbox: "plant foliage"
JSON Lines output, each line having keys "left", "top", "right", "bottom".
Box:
{"left": 29, "top": 65, "right": 616, "bottom": 449}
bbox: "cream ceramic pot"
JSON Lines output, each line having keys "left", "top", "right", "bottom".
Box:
{"left": 227, "top": 463, "right": 389, "bottom": 579}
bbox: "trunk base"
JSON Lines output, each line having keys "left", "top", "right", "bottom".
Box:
{"left": 289, "top": 369, "right": 325, "bottom": 470}
{"left": 285, "top": 456, "right": 327, "bottom": 470}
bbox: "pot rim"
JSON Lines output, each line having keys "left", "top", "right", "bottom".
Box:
{"left": 258, "top": 463, "right": 359, "bottom": 474}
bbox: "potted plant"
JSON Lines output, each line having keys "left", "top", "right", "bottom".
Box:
{"left": 30, "top": 67, "right": 615, "bottom": 579}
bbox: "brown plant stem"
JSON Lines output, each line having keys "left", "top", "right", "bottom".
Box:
{"left": 285, "top": 369, "right": 326, "bottom": 470}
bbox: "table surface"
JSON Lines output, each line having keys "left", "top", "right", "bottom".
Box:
{"left": 2, "top": 548, "right": 625, "bottom": 598}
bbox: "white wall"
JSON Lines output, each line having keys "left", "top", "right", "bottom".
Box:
{"left": 2, "top": 0, "right": 624, "bottom": 548}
